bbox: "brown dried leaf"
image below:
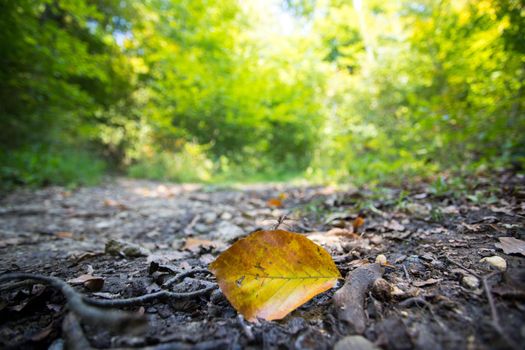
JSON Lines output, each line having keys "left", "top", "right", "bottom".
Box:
{"left": 412, "top": 278, "right": 441, "bottom": 287}
{"left": 352, "top": 216, "right": 365, "bottom": 232}
{"left": 183, "top": 238, "right": 225, "bottom": 252}
{"left": 267, "top": 198, "right": 283, "bottom": 208}
{"left": 67, "top": 274, "right": 104, "bottom": 292}
{"left": 55, "top": 231, "right": 74, "bottom": 238}
{"left": 495, "top": 237, "right": 525, "bottom": 257}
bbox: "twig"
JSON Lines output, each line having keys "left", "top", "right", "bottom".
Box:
{"left": 398, "top": 296, "right": 446, "bottom": 331}
{"left": 332, "top": 252, "right": 353, "bottom": 263}
{"left": 273, "top": 214, "right": 288, "bottom": 230}
{"left": 445, "top": 256, "right": 481, "bottom": 278}
{"left": 0, "top": 279, "right": 38, "bottom": 292}
{"left": 85, "top": 281, "right": 217, "bottom": 307}
{"left": 183, "top": 214, "right": 201, "bottom": 234}
{"left": 333, "top": 263, "right": 384, "bottom": 333}
{"left": 481, "top": 274, "right": 501, "bottom": 330}
{"left": 162, "top": 269, "right": 212, "bottom": 288}
{"left": 237, "top": 315, "right": 254, "bottom": 341}
{"left": 0, "top": 273, "right": 146, "bottom": 333}
{"left": 402, "top": 264, "right": 412, "bottom": 283}
{"left": 398, "top": 296, "right": 429, "bottom": 308}
{"left": 62, "top": 312, "right": 93, "bottom": 350}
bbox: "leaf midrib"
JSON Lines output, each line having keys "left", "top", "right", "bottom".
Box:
{"left": 242, "top": 273, "right": 337, "bottom": 280}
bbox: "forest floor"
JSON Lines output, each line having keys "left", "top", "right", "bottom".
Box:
{"left": 0, "top": 173, "right": 524, "bottom": 350}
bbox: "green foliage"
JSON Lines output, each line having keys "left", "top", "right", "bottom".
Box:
{"left": 128, "top": 143, "right": 213, "bottom": 183}
{"left": 1, "top": 0, "right": 523, "bottom": 187}
{"left": 0, "top": 145, "right": 104, "bottom": 189}
{"left": 308, "top": 0, "right": 524, "bottom": 183}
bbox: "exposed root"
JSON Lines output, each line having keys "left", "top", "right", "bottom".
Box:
{"left": 85, "top": 280, "right": 217, "bottom": 307}
{"left": 333, "top": 263, "right": 384, "bottom": 334}
{"left": 0, "top": 273, "right": 146, "bottom": 333}
{"left": 162, "top": 268, "right": 212, "bottom": 288}
{"left": 62, "top": 313, "right": 93, "bottom": 350}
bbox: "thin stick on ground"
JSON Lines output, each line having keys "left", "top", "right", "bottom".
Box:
{"left": 85, "top": 281, "right": 217, "bottom": 307}
{"left": 162, "top": 268, "right": 212, "bottom": 288}
{"left": 0, "top": 273, "right": 146, "bottom": 333}
{"left": 0, "top": 272, "right": 217, "bottom": 308}
{"left": 62, "top": 312, "right": 93, "bottom": 350}
{"left": 273, "top": 213, "right": 289, "bottom": 230}
{"left": 402, "top": 264, "right": 412, "bottom": 283}
{"left": 333, "top": 263, "right": 384, "bottom": 333}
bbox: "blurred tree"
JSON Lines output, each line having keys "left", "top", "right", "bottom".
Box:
{"left": 0, "top": 0, "right": 135, "bottom": 147}
{"left": 1, "top": 0, "right": 522, "bottom": 186}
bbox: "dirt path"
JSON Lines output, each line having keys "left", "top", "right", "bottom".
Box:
{"left": 0, "top": 175, "right": 524, "bottom": 349}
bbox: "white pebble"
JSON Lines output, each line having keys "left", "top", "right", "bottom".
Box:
{"left": 461, "top": 275, "right": 480, "bottom": 289}
{"left": 375, "top": 254, "right": 387, "bottom": 265}
{"left": 480, "top": 256, "right": 507, "bottom": 271}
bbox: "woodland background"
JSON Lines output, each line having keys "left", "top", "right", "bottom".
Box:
{"left": 1, "top": 0, "right": 524, "bottom": 188}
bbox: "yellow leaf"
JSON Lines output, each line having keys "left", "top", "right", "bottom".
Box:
{"left": 209, "top": 230, "right": 341, "bottom": 321}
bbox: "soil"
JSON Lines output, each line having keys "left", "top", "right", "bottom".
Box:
{"left": 0, "top": 173, "right": 524, "bottom": 350}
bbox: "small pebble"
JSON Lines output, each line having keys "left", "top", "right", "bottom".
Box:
{"left": 371, "top": 278, "right": 393, "bottom": 301}
{"left": 202, "top": 212, "right": 218, "bottom": 224}
{"left": 461, "top": 275, "right": 480, "bottom": 289}
{"left": 221, "top": 212, "right": 233, "bottom": 220}
{"left": 480, "top": 256, "right": 507, "bottom": 271}
{"left": 334, "top": 335, "right": 380, "bottom": 350}
{"left": 375, "top": 254, "right": 387, "bottom": 265}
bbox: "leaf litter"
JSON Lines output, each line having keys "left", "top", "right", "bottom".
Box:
{"left": 0, "top": 174, "right": 524, "bottom": 349}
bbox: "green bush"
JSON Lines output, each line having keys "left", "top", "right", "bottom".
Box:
{"left": 0, "top": 145, "right": 105, "bottom": 189}
{"left": 128, "top": 143, "right": 213, "bottom": 183}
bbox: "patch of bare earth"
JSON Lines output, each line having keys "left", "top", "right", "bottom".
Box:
{"left": 0, "top": 173, "right": 524, "bottom": 349}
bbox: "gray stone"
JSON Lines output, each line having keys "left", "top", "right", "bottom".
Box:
{"left": 461, "top": 275, "right": 480, "bottom": 289}
{"left": 211, "top": 221, "right": 245, "bottom": 241}
{"left": 334, "top": 336, "right": 380, "bottom": 350}
{"left": 202, "top": 212, "right": 218, "bottom": 224}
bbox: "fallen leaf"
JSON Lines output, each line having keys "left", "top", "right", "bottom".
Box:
{"left": 384, "top": 220, "right": 405, "bottom": 232}
{"left": 210, "top": 230, "right": 341, "bottom": 321}
{"left": 68, "top": 251, "right": 104, "bottom": 264}
{"left": 495, "top": 237, "right": 525, "bottom": 257}
{"left": 352, "top": 216, "right": 365, "bottom": 232}
{"left": 267, "top": 198, "right": 283, "bottom": 208}
{"left": 278, "top": 193, "right": 288, "bottom": 200}
{"left": 30, "top": 324, "right": 54, "bottom": 341}
{"left": 460, "top": 222, "right": 482, "bottom": 232}
{"left": 55, "top": 231, "right": 73, "bottom": 238}
{"left": 307, "top": 228, "right": 364, "bottom": 253}
{"left": 85, "top": 278, "right": 104, "bottom": 292}
{"left": 67, "top": 274, "right": 104, "bottom": 292}
{"left": 324, "top": 212, "right": 350, "bottom": 225}
{"left": 0, "top": 238, "right": 22, "bottom": 248}
{"left": 183, "top": 238, "right": 224, "bottom": 252}
{"left": 412, "top": 278, "right": 440, "bottom": 287}
{"left": 103, "top": 199, "right": 129, "bottom": 210}
{"left": 347, "top": 259, "right": 370, "bottom": 269}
